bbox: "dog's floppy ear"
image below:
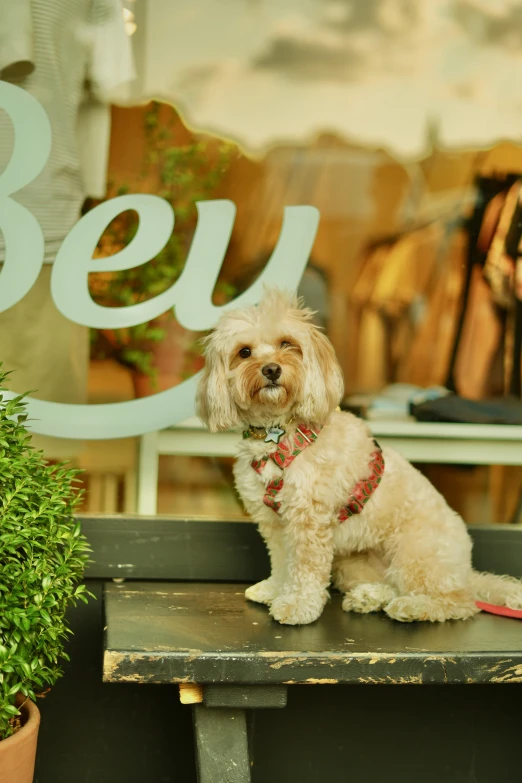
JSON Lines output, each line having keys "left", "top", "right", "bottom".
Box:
{"left": 297, "top": 326, "right": 344, "bottom": 424}
{"left": 196, "top": 337, "right": 241, "bottom": 432}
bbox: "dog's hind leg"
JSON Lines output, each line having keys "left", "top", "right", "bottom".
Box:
{"left": 382, "top": 511, "right": 480, "bottom": 622}
{"left": 384, "top": 591, "right": 479, "bottom": 622}
{"left": 334, "top": 551, "right": 397, "bottom": 614}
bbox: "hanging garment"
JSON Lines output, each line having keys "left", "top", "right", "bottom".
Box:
{"left": 0, "top": 0, "right": 134, "bottom": 458}
{"left": 0, "top": 1, "right": 34, "bottom": 79}
{"left": 483, "top": 180, "right": 521, "bottom": 309}
{"left": 0, "top": 266, "right": 89, "bottom": 459}
{"left": 452, "top": 265, "right": 503, "bottom": 399}
{"left": 0, "top": 0, "right": 136, "bottom": 262}
{"left": 517, "top": 238, "right": 522, "bottom": 302}
{"left": 77, "top": 0, "right": 136, "bottom": 198}
{"left": 351, "top": 244, "right": 391, "bottom": 391}
{"left": 447, "top": 175, "right": 522, "bottom": 400}
{"left": 351, "top": 224, "right": 443, "bottom": 391}
{"left": 397, "top": 229, "right": 467, "bottom": 388}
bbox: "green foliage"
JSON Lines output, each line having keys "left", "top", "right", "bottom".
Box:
{"left": 0, "top": 374, "right": 91, "bottom": 740}
{"left": 89, "top": 102, "right": 236, "bottom": 378}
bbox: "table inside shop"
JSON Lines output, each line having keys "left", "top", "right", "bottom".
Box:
{"left": 137, "top": 417, "right": 522, "bottom": 514}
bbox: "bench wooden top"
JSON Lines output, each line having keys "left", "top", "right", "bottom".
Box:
{"left": 103, "top": 582, "right": 522, "bottom": 686}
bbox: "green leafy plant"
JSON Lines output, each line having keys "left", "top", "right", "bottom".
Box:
{"left": 89, "top": 102, "right": 236, "bottom": 381}
{"left": 0, "top": 374, "right": 91, "bottom": 740}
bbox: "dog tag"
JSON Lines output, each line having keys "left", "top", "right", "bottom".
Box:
{"left": 265, "top": 427, "right": 285, "bottom": 444}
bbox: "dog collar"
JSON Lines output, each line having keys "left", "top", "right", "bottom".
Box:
{"left": 243, "top": 407, "right": 343, "bottom": 444}
{"left": 243, "top": 422, "right": 294, "bottom": 444}
{"left": 250, "top": 426, "right": 385, "bottom": 522}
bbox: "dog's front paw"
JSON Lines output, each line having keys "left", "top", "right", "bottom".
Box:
{"left": 342, "top": 583, "right": 397, "bottom": 614}
{"left": 245, "top": 578, "right": 279, "bottom": 606}
{"left": 270, "top": 592, "right": 327, "bottom": 625}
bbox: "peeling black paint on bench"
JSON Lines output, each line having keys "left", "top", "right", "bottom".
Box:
{"left": 103, "top": 582, "right": 522, "bottom": 686}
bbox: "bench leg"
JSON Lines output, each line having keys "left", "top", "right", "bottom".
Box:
{"left": 193, "top": 704, "right": 251, "bottom": 783}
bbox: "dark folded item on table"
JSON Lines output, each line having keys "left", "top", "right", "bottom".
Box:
{"left": 340, "top": 402, "right": 367, "bottom": 418}
{"left": 410, "top": 395, "right": 522, "bottom": 425}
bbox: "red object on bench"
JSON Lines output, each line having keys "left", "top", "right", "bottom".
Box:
{"left": 476, "top": 601, "right": 522, "bottom": 620}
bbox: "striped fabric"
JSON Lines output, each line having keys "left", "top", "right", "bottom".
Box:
{"left": 0, "top": 0, "right": 133, "bottom": 263}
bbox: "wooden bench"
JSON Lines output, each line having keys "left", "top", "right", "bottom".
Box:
{"left": 97, "top": 518, "right": 522, "bottom": 783}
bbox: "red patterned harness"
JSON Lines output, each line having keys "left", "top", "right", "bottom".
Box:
{"left": 249, "top": 424, "right": 385, "bottom": 521}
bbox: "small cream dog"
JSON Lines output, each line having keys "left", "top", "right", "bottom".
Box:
{"left": 196, "top": 289, "right": 522, "bottom": 625}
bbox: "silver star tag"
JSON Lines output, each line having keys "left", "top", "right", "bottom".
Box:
{"left": 265, "top": 427, "right": 285, "bottom": 444}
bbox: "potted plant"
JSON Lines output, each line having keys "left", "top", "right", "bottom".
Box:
{"left": 88, "top": 102, "right": 236, "bottom": 396}
{"left": 0, "top": 374, "right": 91, "bottom": 783}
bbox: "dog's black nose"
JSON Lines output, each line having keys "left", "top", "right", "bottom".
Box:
{"left": 262, "top": 363, "right": 282, "bottom": 382}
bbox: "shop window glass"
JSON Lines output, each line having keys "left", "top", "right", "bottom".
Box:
{"left": 1, "top": 0, "right": 521, "bottom": 521}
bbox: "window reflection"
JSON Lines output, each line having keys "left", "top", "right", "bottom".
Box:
{"left": 0, "top": 0, "right": 521, "bottom": 522}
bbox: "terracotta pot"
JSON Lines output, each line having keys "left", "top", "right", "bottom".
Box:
{"left": 0, "top": 698, "right": 40, "bottom": 783}
{"left": 132, "top": 318, "right": 203, "bottom": 398}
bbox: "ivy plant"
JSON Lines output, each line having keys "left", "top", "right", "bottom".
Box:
{"left": 88, "top": 101, "right": 236, "bottom": 382}
{"left": 0, "top": 376, "right": 91, "bottom": 740}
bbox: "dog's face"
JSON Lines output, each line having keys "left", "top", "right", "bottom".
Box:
{"left": 196, "top": 289, "right": 344, "bottom": 431}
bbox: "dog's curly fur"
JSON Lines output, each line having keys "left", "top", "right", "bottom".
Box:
{"left": 196, "top": 289, "right": 522, "bottom": 625}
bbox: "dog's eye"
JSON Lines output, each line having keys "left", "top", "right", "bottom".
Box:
{"left": 239, "top": 347, "right": 251, "bottom": 359}
{"left": 280, "top": 340, "right": 292, "bottom": 349}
